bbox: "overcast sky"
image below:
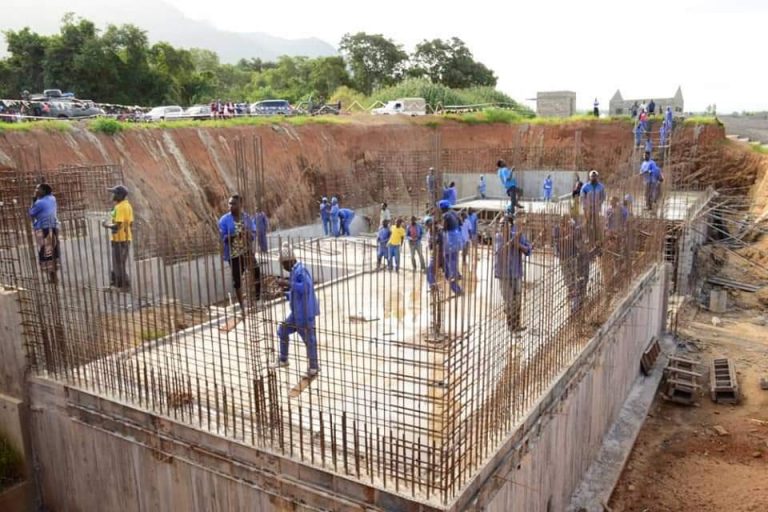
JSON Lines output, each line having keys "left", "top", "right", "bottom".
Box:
{"left": 158, "top": 0, "right": 764, "bottom": 113}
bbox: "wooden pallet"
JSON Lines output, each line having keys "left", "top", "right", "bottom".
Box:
{"left": 663, "top": 356, "right": 702, "bottom": 406}
{"left": 641, "top": 337, "right": 661, "bottom": 375}
{"left": 710, "top": 357, "right": 740, "bottom": 404}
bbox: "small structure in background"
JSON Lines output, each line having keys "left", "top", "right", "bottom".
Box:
{"left": 610, "top": 87, "right": 684, "bottom": 116}
{"left": 536, "top": 91, "right": 576, "bottom": 118}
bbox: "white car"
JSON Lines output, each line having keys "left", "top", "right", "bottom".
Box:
{"left": 371, "top": 97, "right": 427, "bottom": 116}
{"left": 144, "top": 106, "right": 183, "bottom": 122}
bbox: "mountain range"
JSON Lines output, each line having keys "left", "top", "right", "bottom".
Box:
{"left": 0, "top": 0, "right": 337, "bottom": 62}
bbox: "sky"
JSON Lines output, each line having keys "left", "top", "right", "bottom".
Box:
{"left": 159, "top": 0, "right": 766, "bottom": 113}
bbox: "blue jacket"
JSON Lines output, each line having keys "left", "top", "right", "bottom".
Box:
{"left": 218, "top": 211, "right": 255, "bottom": 261}
{"left": 320, "top": 203, "right": 330, "bottom": 220}
{"left": 607, "top": 205, "right": 629, "bottom": 232}
{"left": 640, "top": 160, "right": 662, "bottom": 183}
{"left": 543, "top": 178, "right": 553, "bottom": 193}
{"left": 29, "top": 195, "right": 58, "bottom": 230}
{"left": 468, "top": 212, "right": 479, "bottom": 237}
{"left": 580, "top": 182, "right": 606, "bottom": 211}
{"left": 442, "top": 187, "right": 457, "bottom": 206}
{"left": 338, "top": 208, "right": 354, "bottom": 221}
{"left": 494, "top": 226, "right": 532, "bottom": 280}
{"left": 254, "top": 212, "right": 269, "bottom": 234}
{"left": 478, "top": 178, "right": 487, "bottom": 195}
{"left": 497, "top": 166, "right": 516, "bottom": 189}
{"left": 330, "top": 204, "right": 340, "bottom": 218}
{"left": 287, "top": 262, "right": 320, "bottom": 324}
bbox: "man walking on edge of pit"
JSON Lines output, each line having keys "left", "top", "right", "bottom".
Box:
{"left": 497, "top": 159, "right": 523, "bottom": 211}
{"left": 102, "top": 184, "right": 133, "bottom": 292}
{"left": 272, "top": 243, "right": 320, "bottom": 377}
{"left": 29, "top": 183, "right": 60, "bottom": 284}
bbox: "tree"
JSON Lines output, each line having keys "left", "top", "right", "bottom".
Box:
{"left": 339, "top": 32, "right": 408, "bottom": 95}
{"left": 308, "top": 57, "right": 350, "bottom": 102}
{"left": 2, "top": 27, "right": 49, "bottom": 96}
{"left": 410, "top": 37, "right": 496, "bottom": 89}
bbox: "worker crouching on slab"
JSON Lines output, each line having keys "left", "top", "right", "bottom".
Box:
{"left": 273, "top": 243, "right": 320, "bottom": 377}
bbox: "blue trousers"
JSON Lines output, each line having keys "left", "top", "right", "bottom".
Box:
{"left": 257, "top": 231, "right": 268, "bottom": 253}
{"left": 322, "top": 216, "right": 331, "bottom": 236}
{"left": 544, "top": 190, "right": 552, "bottom": 201}
{"left": 428, "top": 253, "right": 462, "bottom": 293}
{"left": 277, "top": 314, "right": 318, "bottom": 370}
{"left": 388, "top": 245, "right": 400, "bottom": 270}
{"left": 331, "top": 216, "right": 340, "bottom": 237}
{"left": 341, "top": 219, "right": 351, "bottom": 236}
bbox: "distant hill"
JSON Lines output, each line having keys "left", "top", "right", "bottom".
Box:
{"left": 0, "top": 0, "right": 336, "bottom": 62}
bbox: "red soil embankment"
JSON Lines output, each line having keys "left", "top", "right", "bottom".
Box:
{"left": 0, "top": 120, "right": 729, "bottom": 233}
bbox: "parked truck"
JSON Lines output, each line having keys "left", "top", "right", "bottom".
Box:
{"left": 371, "top": 97, "right": 427, "bottom": 116}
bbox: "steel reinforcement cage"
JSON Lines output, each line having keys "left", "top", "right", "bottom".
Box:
{"left": 0, "top": 136, "right": 683, "bottom": 507}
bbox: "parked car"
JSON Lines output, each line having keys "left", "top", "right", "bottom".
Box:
{"left": 46, "top": 101, "right": 104, "bottom": 119}
{"left": 184, "top": 105, "right": 212, "bottom": 120}
{"left": 144, "top": 105, "right": 183, "bottom": 122}
{"left": 372, "top": 97, "right": 427, "bottom": 116}
{"left": 249, "top": 100, "right": 293, "bottom": 116}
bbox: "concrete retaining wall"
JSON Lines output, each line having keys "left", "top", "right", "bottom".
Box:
{"left": 444, "top": 170, "right": 578, "bottom": 202}
{"left": 453, "top": 264, "right": 666, "bottom": 512}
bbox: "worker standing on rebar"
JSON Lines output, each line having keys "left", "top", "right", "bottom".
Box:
{"left": 440, "top": 200, "right": 464, "bottom": 295}
{"left": 218, "top": 195, "right": 257, "bottom": 320}
{"left": 273, "top": 243, "right": 320, "bottom": 377}
{"left": 380, "top": 202, "right": 392, "bottom": 227}
{"left": 553, "top": 213, "right": 588, "bottom": 313}
{"left": 497, "top": 159, "right": 523, "bottom": 211}
{"left": 102, "top": 184, "right": 133, "bottom": 292}
{"left": 477, "top": 175, "right": 487, "bottom": 199}
{"left": 330, "top": 197, "right": 340, "bottom": 237}
{"left": 29, "top": 183, "right": 60, "bottom": 284}
{"left": 640, "top": 152, "right": 664, "bottom": 211}
{"left": 543, "top": 174, "right": 553, "bottom": 202}
{"left": 376, "top": 220, "right": 391, "bottom": 270}
{"left": 406, "top": 216, "right": 426, "bottom": 272}
{"left": 460, "top": 211, "right": 471, "bottom": 265}
{"left": 254, "top": 206, "right": 269, "bottom": 253}
{"left": 660, "top": 119, "right": 669, "bottom": 147}
{"left": 442, "top": 182, "right": 458, "bottom": 206}
{"left": 604, "top": 196, "right": 629, "bottom": 291}
{"left": 319, "top": 197, "right": 331, "bottom": 236}
{"left": 580, "top": 170, "right": 606, "bottom": 253}
{"left": 338, "top": 207, "right": 355, "bottom": 236}
{"left": 387, "top": 218, "right": 406, "bottom": 271}
{"left": 495, "top": 212, "right": 532, "bottom": 332}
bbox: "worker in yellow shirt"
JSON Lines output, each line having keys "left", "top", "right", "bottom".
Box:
{"left": 387, "top": 218, "right": 406, "bottom": 272}
{"left": 102, "top": 185, "right": 133, "bottom": 291}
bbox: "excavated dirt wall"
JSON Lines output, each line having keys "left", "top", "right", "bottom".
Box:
{"left": 0, "top": 120, "right": 734, "bottom": 234}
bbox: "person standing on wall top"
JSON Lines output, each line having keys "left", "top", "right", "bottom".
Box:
{"left": 495, "top": 212, "right": 532, "bottom": 332}
{"left": 330, "top": 197, "right": 340, "bottom": 237}
{"left": 387, "top": 218, "right": 406, "bottom": 272}
{"left": 580, "top": 170, "right": 606, "bottom": 251}
{"left": 647, "top": 99, "right": 656, "bottom": 115}
{"left": 254, "top": 206, "right": 269, "bottom": 253}
{"left": 593, "top": 98, "right": 600, "bottom": 117}
{"left": 319, "top": 197, "right": 331, "bottom": 236}
{"left": 102, "top": 184, "right": 133, "bottom": 292}
{"left": 477, "top": 175, "right": 487, "bottom": 199}
{"left": 380, "top": 202, "right": 392, "bottom": 227}
{"left": 272, "top": 243, "right": 320, "bottom": 377}
{"left": 665, "top": 106, "right": 673, "bottom": 127}
{"left": 338, "top": 207, "right": 355, "bottom": 236}
{"left": 29, "top": 183, "right": 60, "bottom": 284}
{"left": 407, "top": 216, "right": 426, "bottom": 272}
{"left": 543, "top": 174, "right": 553, "bottom": 202}
{"left": 497, "top": 159, "right": 523, "bottom": 211}
{"left": 218, "top": 195, "right": 258, "bottom": 320}
{"left": 640, "top": 152, "right": 664, "bottom": 211}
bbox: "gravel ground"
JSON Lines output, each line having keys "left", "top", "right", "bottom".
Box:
{"left": 720, "top": 114, "right": 768, "bottom": 144}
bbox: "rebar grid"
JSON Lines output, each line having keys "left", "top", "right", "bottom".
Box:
{"left": 0, "top": 138, "right": 696, "bottom": 506}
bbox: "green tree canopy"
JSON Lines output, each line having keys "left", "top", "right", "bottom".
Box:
{"left": 410, "top": 37, "right": 496, "bottom": 88}
{"left": 339, "top": 32, "right": 408, "bottom": 95}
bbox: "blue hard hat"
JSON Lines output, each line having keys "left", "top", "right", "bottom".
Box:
{"left": 438, "top": 199, "right": 451, "bottom": 210}
{"left": 331, "top": 196, "right": 338, "bottom": 204}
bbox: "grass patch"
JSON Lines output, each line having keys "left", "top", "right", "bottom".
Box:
{"left": 683, "top": 116, "right": 720, "bottom": 125}
{"left": 0, "top": 434, "right": 23, "bottom": 491}
{"left": 89, "top": 117, "right": 124, "bottom": 135}
{"left": 444, "top": 109, "right": 635, "bottom": 126}
{"left": 0, "top": 120, "right": 72, "bottom": 134}
{"left": 750, "top": 144, "right": 768, "bottom": 155}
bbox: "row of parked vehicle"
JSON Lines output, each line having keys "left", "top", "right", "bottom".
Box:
{"left": 144, "top": 100, "right": 296, "bottom": 121}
